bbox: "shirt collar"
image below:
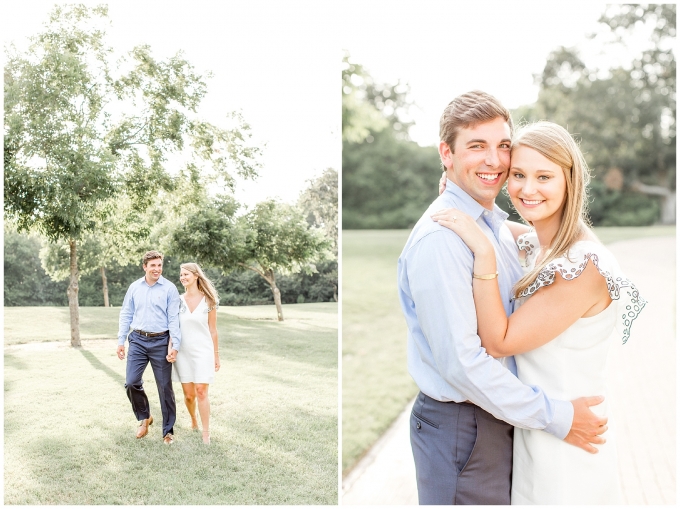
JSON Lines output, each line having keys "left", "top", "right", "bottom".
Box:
{"left": 443, "top": 179, "right": 509, "bottom": 232}
{"left": 143, "top": 275, "right": 165, "bottom": 287}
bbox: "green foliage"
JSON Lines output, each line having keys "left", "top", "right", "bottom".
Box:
{"left": 242, "top": 200, "right": 330, "bottom": 275}
{"left": 298, "top": 168, "right": 338, "bottom": 252}
{"left": 3, "top": 226, "right": 67, "bottom": 306}
{"left": 5, "top": 228, "right": 336, "bottom": 307}
{"left": 342, "top": 52, "right": 413, "bottom": 143}
{"left": 588, "top": 180, "right": 660, "bottom": 226}
{"left": 343, "top": 129, "right": 441, "bottom": 229}
{"left": 170, "top": 197, "right": 329, "bottom": 277}
{"left": 213, "top": 260, "right": 337, "bottom": 306}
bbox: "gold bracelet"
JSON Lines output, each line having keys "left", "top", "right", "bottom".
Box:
{"left": 473, "top": 271, "right": 498, "bottom": 280}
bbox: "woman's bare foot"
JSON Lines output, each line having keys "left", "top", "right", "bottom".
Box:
{"left": 202, "top": 430, "right": 210, "bottom": 445}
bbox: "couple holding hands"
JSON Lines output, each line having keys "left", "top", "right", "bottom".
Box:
{"left": 116, "top": 251, "right": 220, "bottom": 445}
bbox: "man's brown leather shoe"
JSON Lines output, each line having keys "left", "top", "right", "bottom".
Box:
{"left": 163, "top": 433, "right": 174, "bottom": 445}
{"left": 136, "top": 416, "right": 153, "bottom": 439}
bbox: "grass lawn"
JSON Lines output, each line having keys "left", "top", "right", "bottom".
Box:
{"left": 341, "top": 225, "right": 675, "bottom": 474}
{"left": 4, "top": 303, "right": 338, "bottom": 505}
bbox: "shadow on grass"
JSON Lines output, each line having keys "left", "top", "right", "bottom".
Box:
{"left": 7, "top": 405, "right": 337, "bottom": 505}
{"left": 4, "top": 352, "right": 29, "bottom": 372}
{"left": 78, "top": 349, "right": 125, "bottom": 386}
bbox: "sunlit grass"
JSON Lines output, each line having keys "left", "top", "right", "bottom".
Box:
{"left": 341, "top": 225, "right": 675, "bottom": 474}
{"left": 4, "top": 303, "right": 338, "bottom": 505}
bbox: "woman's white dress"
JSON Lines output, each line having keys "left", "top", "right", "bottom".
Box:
{"left": 172, "top": 295, "right": 215, "bottom": 384}
{"left": 510, "top": 233, "right": 646, "bottom": 505}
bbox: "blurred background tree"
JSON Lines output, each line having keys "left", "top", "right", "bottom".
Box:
{"left": 342, "top": 52, "right": 441, "bottom": 229}
{"left": 515, "top": 4, "right": 675, "bottom": 226}
{"left": 342, "top": 4, "right": 675, "bottom": 229}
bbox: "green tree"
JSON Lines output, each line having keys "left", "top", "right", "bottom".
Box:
{"left": 4, "top": 5, "right": 261, "bottom": 345}
{"left": 4, "top": 224, "right": 68, "bottom": 306}
{"left": 298, "top": 168, "right": 338, "bottom": 301}
{"left": 514, "top": 5, "right": 675, "bottom": 225}
{"left": 170, "top": 197, "right": 329, "bottom": 321}
{"left": 342, "top": 57, "right": 441, "bottom": 229}
{"left": 343, "top": 128, "right": 441, "bottom": 229}
{"left": 342, "top": 51, "right": 414, "bottom": 144}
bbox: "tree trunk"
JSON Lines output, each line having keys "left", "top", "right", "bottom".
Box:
{"left": 238, "top": 263, "right": 285, "bottom": 321}
{"left": 272, "top": 285, "right": 284, "bottom": 321}
{"left": 100, "top": 266, "right": 109, "bottom": 307}
{"left": 632, "top": 181, "right": 676, "bottom": 225}
{"left": 264, "top": 269, "right": 284, "bottom": 321}
{"left": 66, "top": 239, "right": 81, "bottom": 347}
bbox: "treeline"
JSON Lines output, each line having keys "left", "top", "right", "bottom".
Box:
{"left": 4, "top": 228, "right": 337, "bottom": 307}
{"left": 343, "top": 5, "right": 675, "bottom": 229}
{"left": 4, "top": 166, "right": 338, "bottom": 308}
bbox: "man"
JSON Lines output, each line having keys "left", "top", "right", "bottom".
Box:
{"left": 397, "top": 91, "right": 607, "bottom": 504}
{"left": 117, "top": 250, "right": 181, "bottom": 445}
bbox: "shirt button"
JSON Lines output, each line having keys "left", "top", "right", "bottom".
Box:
{"left": 416, "top": 421, "right": 421, "bottom": 429}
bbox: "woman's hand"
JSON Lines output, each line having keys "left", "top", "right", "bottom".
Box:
{"left": 215, "top": 353, "right": 221, "bottom": 372}
{"left": 431, "top": 208, "right": 493, "bottom": 256}
{"left": 438, "top": 171, "right": 446, "bottom": 195}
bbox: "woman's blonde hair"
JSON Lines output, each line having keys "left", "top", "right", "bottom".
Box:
{"left": 180, "top": 262, "right": 220, "bottom": 310}
{"left": 511, "top": 121, "right": 593, "bottom": 298}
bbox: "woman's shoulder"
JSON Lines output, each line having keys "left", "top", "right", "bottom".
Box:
{"left": 520, "top": 237, "right": 646, "bottom": 343}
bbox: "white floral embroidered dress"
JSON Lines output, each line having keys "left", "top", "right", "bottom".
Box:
{"left": 172, "top": 295, "right": 216, "bottom": 384}
{"left": 510, "top": 233, "right": 645, "bottom": 505}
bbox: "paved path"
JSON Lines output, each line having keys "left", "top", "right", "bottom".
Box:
{"left": 342, "top": 235, "right": 676, "bottom": 505}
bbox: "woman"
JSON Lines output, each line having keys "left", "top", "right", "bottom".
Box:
{"left": 432, "top": 121, "right": 645, "bottom": 504}
{"left": 170, "top": 262, "right": 221, "bottom": 445}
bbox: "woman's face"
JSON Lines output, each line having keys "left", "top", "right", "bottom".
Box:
{"left": 507, "top": 145, "right": 567, "bottom": 227}
{"left": 179, "top": 268, "right": 198, "bottom": 289}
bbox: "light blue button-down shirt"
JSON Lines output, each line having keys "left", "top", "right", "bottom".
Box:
{"left": 398, "top": 180, "right": 573, "bottom": 439}
{"left": 118, "top": 275, "right": 182, "bottom": 351}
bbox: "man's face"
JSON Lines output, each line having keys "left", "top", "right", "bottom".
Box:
{"left": 439, "top": 117, "right": 511, "bottom": 209}
{"left": 143, "top": 258, "right": 163, "bottom": 283}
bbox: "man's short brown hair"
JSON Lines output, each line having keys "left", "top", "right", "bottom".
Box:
{"left": 439, "top": 90, "right": 513, "bottom": 152}
{"left": 142, "top": 250, "right": 164, "bottom": 266}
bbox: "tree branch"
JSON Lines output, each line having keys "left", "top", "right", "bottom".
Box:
{"left": 632, "top": 180, "right": 672, "bottom": 197}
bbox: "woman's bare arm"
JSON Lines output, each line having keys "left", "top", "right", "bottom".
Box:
{"left": 208, "top": 308, "right": 220, "bottom": 371}
{"left": 433, "top": 208, "right": 611, "bottom": 358}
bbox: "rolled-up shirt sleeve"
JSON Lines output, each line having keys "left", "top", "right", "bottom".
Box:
{"left": 402, "top": 229, "right": 573, "bottom": 439}
{"left": 167, "top": 287, "right": 182, "bottom": 351}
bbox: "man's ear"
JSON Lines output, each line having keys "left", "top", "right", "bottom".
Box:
{"left": 438, "top": 141, "right": 453, "bottom": 171}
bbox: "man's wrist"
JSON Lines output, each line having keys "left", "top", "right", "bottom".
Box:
{"left": 544, "top": 399, "right": 574, "bottom": 439}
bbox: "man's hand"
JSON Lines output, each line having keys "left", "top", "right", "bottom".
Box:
{"left": 438, "top": 171, "right": 446, "bottom": 195}
{"left": 564, "top": 396, "right": 608, "bottom": 454}
{"left": 117, "top": 345, "right": 126, "bottom": 360}
{"left": 166, "top": 349, "right": 178, "bottom": 363}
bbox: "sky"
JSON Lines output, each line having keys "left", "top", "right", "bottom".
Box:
{"left": 4, "top": 0, "right": 340, "bottom": 207}
{"left": 340, "top": 0, "right": 657, "bottom": 146}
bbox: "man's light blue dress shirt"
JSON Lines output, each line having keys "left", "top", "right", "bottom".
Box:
{"left": 398, "top": 180, "right": 573, "bottom": 439}
{"left": 118, "top": 275, "right": 182, "bottom": 351}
